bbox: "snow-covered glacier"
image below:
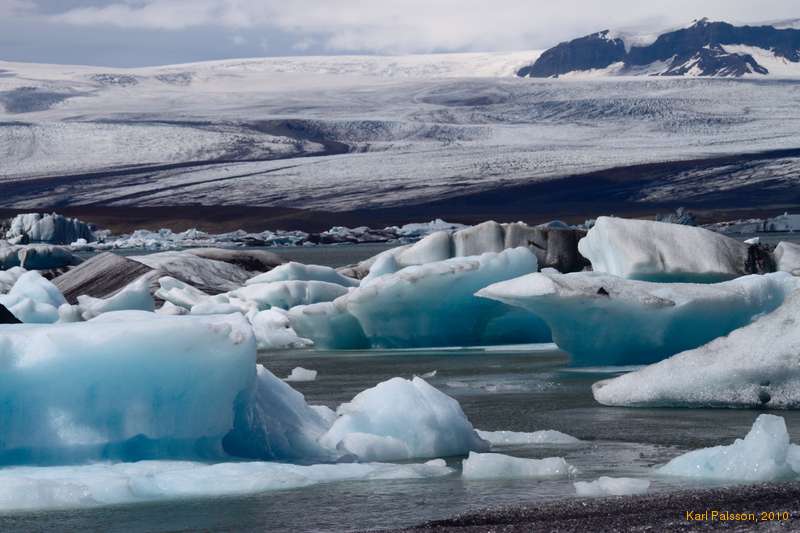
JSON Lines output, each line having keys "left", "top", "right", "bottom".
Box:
{"left": 592, "top": 290, "right": 800, "bottom": 407}
{"left": 478, "top": 270, "right": 797, "bottom": 365}
{"left": 578, "top": 217, "right": 751, "bottom": 282}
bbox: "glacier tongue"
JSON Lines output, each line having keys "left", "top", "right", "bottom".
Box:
{"left": 578, "top": 216, "right": 751, "bottom": 282}
{"left": 592, "top": 290, "right": 800, "bottom": 407}
{"left": 478, "top": 270, "right": 797, "bottom": 365}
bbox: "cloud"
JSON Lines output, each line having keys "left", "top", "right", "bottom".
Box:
{"left": 0, "top": 0, "right": 37, "bottom": 17}
{"left": 42, "top": 0, "right": 800, "bottom": 54}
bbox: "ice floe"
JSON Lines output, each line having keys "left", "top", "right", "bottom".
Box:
{"left": 592, "top": 290, "right": 800, "bottom": 407}
{"left": 477, "top": 429, "right": 580, "bottom": 447}
{"left": 574, "top": 477, "right": 650, "bottom": 496}
{"left": 461, "top": 452, "right": 576, "bottom": 480}
{"left": 478, "top": 270, "right": 797, "bottom": 365}
{"left": 285, "top": 367, "right": 318, "bottom": 382}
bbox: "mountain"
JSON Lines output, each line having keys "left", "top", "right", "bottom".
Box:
{"left": 518, "top": 19, "right": 800, "bottom": 78}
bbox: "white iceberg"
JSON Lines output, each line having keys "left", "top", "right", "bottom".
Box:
{"left": 0, "top": 243, "right": 81, "bottom": 270}
{"left": 285, "top": 367, "right": 318, "bottom": 382}
{"left": 246, "top": 262, "right": 359, "bottom": 287}
{"left": 0, "top": 313, "right": 256, "bottom": 464}
{"left": 477, "top": 429, "right": 580, "bottom": 447}
{"left": 231, "top": 280, "right": 349, "bottom": 310}
{"left": 5, "top": 213, "right": 95, "bottom": 245}
{"left": 574, "top": 477, "right": 650, "bottom": 496}
{"left": 658, "top": 415, "right": 800, "bottom": 481}
{"left": 155, "top": 276, "right": 212, "bottom": 309}
{"left": 0, "top": 267, "right": 25, "bottom": 294}
{"left": 776, "top": 241, "right": 800, "bottom": 276}
{"left": 0, "top": 459, "right": 453, "bottom": 512}
{"left": 578, "top": 217, "right": 750, "bottom": 282}
{"left": 320, "top": 377, "right": 488, "bottom": 461}
{"left": 344, "top": 248, "right": 549, "bottom": 348}
{"left": 0, "top": 270, "right": 67, "bottom": 323}
{"left": 461, "top": 451, "right": 576, "bottom": 480}
{"left": 478, "top": 270, "right": 797, "bottom": 365}
{"left": 248, "top": 309, "right": 313, "bottom": 350}
{"left": 592, "top": 290, "right": 800, "bottom": 407}
{"left": 72, "top": 276, "right": 154, "bottom": 320}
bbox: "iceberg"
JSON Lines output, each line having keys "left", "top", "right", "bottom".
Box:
{"left": 578, "top": 217, "right": 751, "bottom": 282}
{"left": 320, "top": 377, "right": 488, "bottom": 461}
{"left": 0, "top": 266, "right": 25, "bottom": 294}
{"left": 461, "top": 452, "right": 576, "bottom": 480}
{"left": 5, "top": 213, "right": 95, "bottom": 245}
{"left": 776, "top": 241, "right": 800, "bottom": 276}
{"left": 478, "top": 270, "right": 797, "bottom": 365}
{"left": 477, "top": 429, "right": 580, "bottom": 447}
{"left": 131, "top": 251, "right": 252, "bottom": 293}
{"left": 0, "top": 270, "right": 67, "bottom": 323}
{"left": 344, "top": 248, "right": 549, "bottom": 348}
{"left": 231, "top": 280, "right": 349, "bottom": 310}
{"left": 71, "top": 276, "right": 155, "bottom": 320}
{"left": 155, "top": 276, "right": 212, "bottom": 309}
{"left": 658, "top": 415, "right": 800, "bottom": 481}
{"left": 574, "top": 477, "right": 650, "bottom": 496}
{"left": 246, "top": 262, "right": 359, "bottom": 287}
{"left": 0, "top": 459, "right": 453, "bottom": 512}
{"left": 285, "top": 367, "right": 318, "bottom": 382}
{"left": 0, "top": 313, "right": 255, "bottom": 465}
{"left": 248, "top": 309, "right": 313, "bottom": 350}
{"left": 0, "top": 243, "right": 81, "bottom": 270}
{"left": 288, "top": 300, "right": 370, "bottom": 350}
{"left": 592, "top": 291, "right": 800, "bottom": 407}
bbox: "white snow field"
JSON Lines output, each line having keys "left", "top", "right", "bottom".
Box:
{"left": 592, "top": 291, "right": 800, "bottom": 408}
{"left": 477, "top": 271, "right": 798, "bottom": 365}
{"left": 3, "top": 54, "right": 800, "bottom": 210}
{"left": 578, "top": 217, "right": 751, "bottom": 282}
{"left": 461, "top": 452, "right": 576, "bottom": 480}
{"left": 0, "top": 459, "right": 453, "bottom": 511}
{"left": 320, "top": 377, "right": 488, "bottom": 461}
{"left": 574, "top": 477, "right": 651, "bottom": 497}
{"left": 658, "top": 415, "right": 800, "bottom": 481}
{"left": 289, "top": 248, "right": 551, "bottom": 349}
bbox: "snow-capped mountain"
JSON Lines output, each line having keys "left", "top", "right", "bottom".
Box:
{"left": 518, "top": 19, "right": 800, "bottom": 78}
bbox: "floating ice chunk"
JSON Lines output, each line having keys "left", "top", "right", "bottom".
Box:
{"left": 592, "top": 291, "right": 800, "bottom": 407}
{"left": 574, "top": 477, "right": 650, "bottom": 496}
{"left": 320, "top": 377, "right": 488, "bottom": 461}
{"left": 156, "top": 301, "right": 188, "bottom": 316}
{"left": 74, "top": 276, "right": 154, "bottom": 320}
{"left": 344, "top": 248, "right": 549, "bottom": 348}
{"left": 462, "top": 452, "right": 576, "bottom": 480}
{"left": 578, "top": 217, "right": 750, "bottom": 282}
{"left": 658, "top": 415, "right": 800, "bottom": 481}
{"left": 453, "top": 221, "right": 505, "bottom": 257}
{"left": 0, "top": 313, "right": 255, "bottom": 465}
{"left": 0, "top": 267, "right": 25, "bottom": 294}
{"left": 477, "top": 429, "right": 580, "bottom": 447}
{"left": 249, "top": 309, "right": 313, "bottom": 350}
{"left": 478, "top": 270, "right": 797, "bottom": 365}
{"left": 288, "top": 301, "right": 370, "bottom": 350}
{"left": 246, "top": 262, "right": 359, "bottom": 287}
{"left": 776, "top": 241, "right": 800, "bottom": 276}
{"left": 155, "top": 276, "right": 211, "bottom": 309}
{"left": 223, "top": 365, "right": 332, "bottom": 461}
{"left": 420, "top": 370, "right": 437, "bottom": 379}
{"left": 285, "top": 367, "right": 318, "bottom": 382}
{"left": 232, "top": 280, "right": 349, "bottom": 310}
{"left": 0, "top": 270, "right": 67, "bottom": 323}
{"left": 0, "top": 459, "right": 453, "bottom": 512}
{"left": 5, "top": 213, "right": 94, "bottom": 245}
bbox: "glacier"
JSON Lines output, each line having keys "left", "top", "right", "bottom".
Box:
{"left": 320, "top": 377, "right": 488, "bottom": 461}
{"left": 658, "top": 415, "right": 800, "bottom": 481}
{"left": 578, "top": 217, "right": 751, "bottom": 282}
{"left": 461, "top": 452, "right": 576, "bottom": 480}
{"left": 592, "top": 290, "right": 800, "bottom": 407}
{"left": 478, "top": 270, "right": 797, "bottom": 365}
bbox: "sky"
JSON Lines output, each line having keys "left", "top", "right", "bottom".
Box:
{"left": 1, "top": 0, "right": 798, "bottom": 67}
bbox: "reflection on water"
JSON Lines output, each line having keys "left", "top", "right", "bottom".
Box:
{"left": 5, "top": 345, "right": 800, "bottom": 532}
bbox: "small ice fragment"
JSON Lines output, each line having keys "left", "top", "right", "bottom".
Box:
{"left": 284, "top": 367, "right": 318, "bottom": 382}
{"left": 461, "top": 451, "right": 576, "bottom": 480}
{"left": 574, "top": 477, "right": 650, "bottom": 496}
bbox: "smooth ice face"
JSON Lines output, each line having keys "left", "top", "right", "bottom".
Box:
{"left": 0, "top": 313, "right": 255, "bottom": 465}
{"left": 592, "top": 291, "right": 800, "bottom": 407}
{"left": 578, "top": 217, "right": 749, "bottom": 282}
{"left": 288, "top": 300, "right": 370, "bottom": 350}
{"left": 574, "top": 477, "right": 650, "bottom": 496}
{"left": 776, "top": 241, "right": 800, "bottom": 276}
{"left": 477, "top": 429, "right": 580, "bottom": 447}
{"left": 453, "top": 221, "right": 505, "bottom": 257}
{"left": 0, "top": 459, "right": 453, "bottom": 512}
{"left": 285, "top": 367, "right": 318, "bottom": 382}
{"left": 246, "top": 262, "right": 359, "bottom": 287}
{"left": 0, "top": 270, "right": 67, "bottom": 323}
{"left": 461, "top": 452, "right": 576, "bottom": 480}
{"left": 478, "top": 271, "right": 797, "bottom": 365}
{"left": 320, "top": 377, "right": 489, "bottom": 461}
{"left": 341, "top": 248, "right": 550, "bottom": 349}
{"left": 231, "top": 280, "right": 349, "bottom": 310}
{"left": 658, "top": 415, "right": 800, "bottom": 481}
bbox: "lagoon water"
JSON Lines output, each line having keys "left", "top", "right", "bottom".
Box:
{"left": 6, "top": 242, "right": 800, "bottom": 532}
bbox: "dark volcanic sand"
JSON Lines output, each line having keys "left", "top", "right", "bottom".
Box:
{"left": 402, "top": 483, "right": 800, "bottom": 532}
